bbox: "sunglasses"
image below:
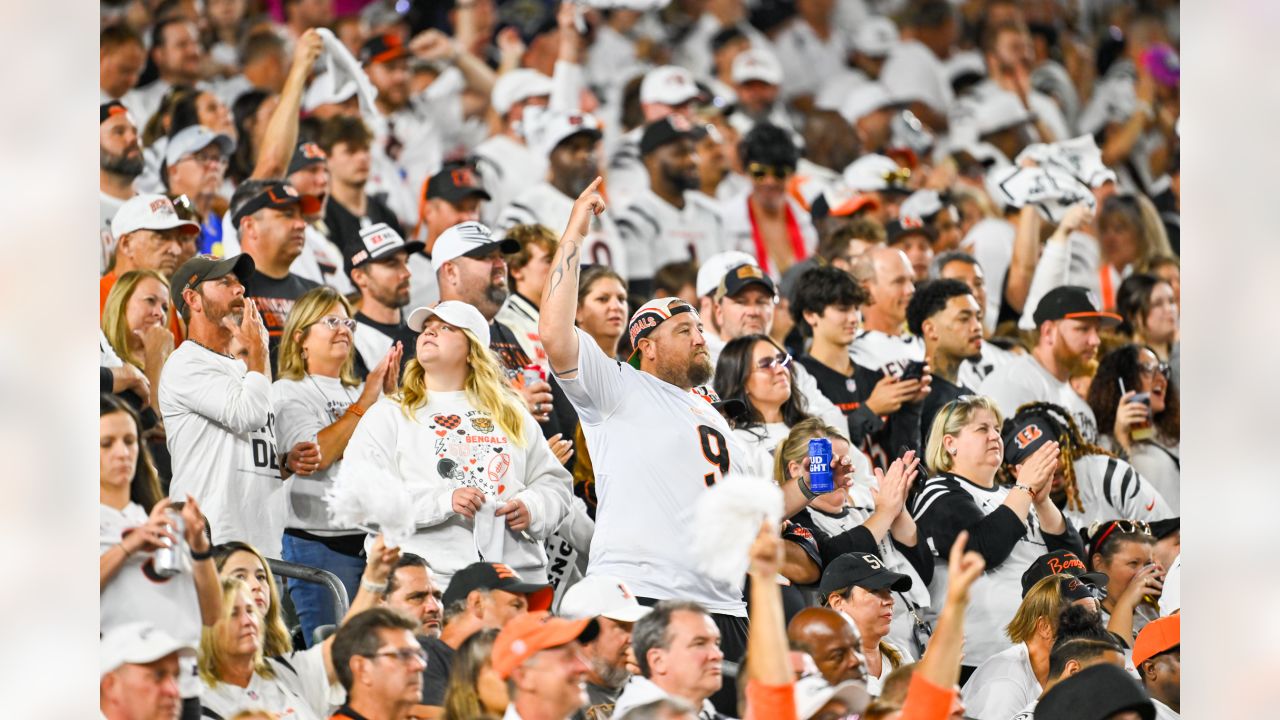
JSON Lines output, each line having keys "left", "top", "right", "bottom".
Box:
{"left": 755, "top": 352, "right": 792, "bottom": 371}
{"left": 1088, "top": 519, "right": 1152, "bottom": 554}
{"left": 314, "top": 316, "right": 357, "bottom": 332}
{"left": 748, "top": 162, "right": 795, "bottom": 180}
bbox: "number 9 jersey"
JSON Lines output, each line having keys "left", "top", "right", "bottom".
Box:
{"left": 558, "top": 328, "right": 752, "bottom": 617}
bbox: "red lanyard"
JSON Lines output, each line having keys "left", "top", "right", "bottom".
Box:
{"left": 747, "top": 197, "right": 807, "bottom": 276}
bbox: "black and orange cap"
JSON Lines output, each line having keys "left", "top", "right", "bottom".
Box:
{"left": 360, "top": 33, "right": 409, "bottom": 65}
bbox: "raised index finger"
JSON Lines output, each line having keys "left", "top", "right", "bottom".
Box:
{"left": 580, "top": 176, "right": 603, "bottom": 200}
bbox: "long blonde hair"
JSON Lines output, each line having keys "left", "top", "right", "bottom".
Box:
{"left": 199, "top": 578, "right": 273, "bottom": 687}
{"left": 772, "top": 417, "right": 849, "bottom": 486}
{"left": 398, "top": 329, "right": 528, "bottom": 447}
{"left": 1006, "top": 574, "right": 1068, "bottom": 644}
{"left": 277, "top": 286, "right": 361, "bottom": 386}
{"left": 102, "top": 269, "right": 169, "bottom": 369}
{"left": 924, "top": 395, "right": 1003, "bottom": 476}
{"left": 213, "top": 541, "right": 293, "bottom": 658}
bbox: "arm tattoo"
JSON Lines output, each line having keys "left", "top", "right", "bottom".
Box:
{"left": 547, "top": 240, "right": 580, "bottom": 295}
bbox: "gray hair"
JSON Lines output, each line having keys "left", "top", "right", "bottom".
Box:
{"left": 615, "top": 697, "right": 698, "bottom": 720}
{"left": 631, "top": 600, "right": 709, "bottom": 678}
{"left": 929, "top": 250, "right": 980, "bottom": 280}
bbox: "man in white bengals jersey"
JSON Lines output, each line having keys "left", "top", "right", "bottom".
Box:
{"left": 496, "top": 110, "right": 626, "bottom": 276}
{"left": 537, "top": 178, "right": 856, "bottom": 711}
{"left": 850, "top": 246, "right": 926, "bottom": 378}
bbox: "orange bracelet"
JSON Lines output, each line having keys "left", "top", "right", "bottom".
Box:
{"left": 347, "top": 404, "right": 366, "bottom": 418}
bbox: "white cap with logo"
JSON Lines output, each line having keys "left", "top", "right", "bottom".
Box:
{"left": 164, "top": 125, "right": 234, "bottom": 167}
{"left": 558, "top": 575, "right": 653, "bottom": 623}
{"left": 852, "top": 16, "right": 899, "bottom": 58}
{"left": 492, "top": 69, "right": 554, "bottom": 116}
{"left": 406, "top": 300, "right": 492, "bottom": 347}
{"left": 640, "top": 65, "right": 700, "bottom": 106}
{"left": 111, "top": 193, "right": 201, "bottom": 238}
{"left": 731, "top": 47, "right": 784, "bottom": 85}
{"left": 100, "top": 622, "right": 196, "bottom": 678}
{"left": 430, "top": 221, "right": 519, "bottom": 273}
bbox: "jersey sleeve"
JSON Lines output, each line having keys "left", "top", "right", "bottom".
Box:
{"left": 910, "top": 478, "right": 1028, "bottom": 568}
{"left": 161, "top": 356, "right": 271, "bottom": 434}
{"left": 556, "top": 328, "right": 629, "bottom": 423}
{"left": 1100, "top": 457, "right": 1175, "bottom": 522}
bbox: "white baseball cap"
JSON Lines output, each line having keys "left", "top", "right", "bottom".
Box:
{"left": 945, "top": 49, "right": 987, "bottom": 84}
{"left": 842, "top": 154, "right": 908, "bottom": 192}
{"left": 852, "top": 16, "right": 899, "bottom": 57}
{"left": 795, "top": 675, "right": 872, "bottom": 719}
{"left": 839, "top": 82, "right": 896, "bottom": 125}
{"left": 640, "top": 65, "right": 701, "bottom": 106}
{"left": 531, "top": 110, "right": 603, "bottom": 159}
{"left": 491, "top": 69, "right": 554, "bottom": 116}
{"left": 111, "top": 193, "right": 201, "bottom": 238}
{"left": 731, "top": 47, "right": 784, "bottom": 85}
{"left": 559, "top": 575, "right": 653, "bottom": 623}
{"left": 164, "top": 125, "right": 234, "bottom": 167}
{"left": 406, "top": 300, "right": 491, "bottom": 346}
{"left": 696, "top": 251, "right": 759, "bottom": 297}
{"left": 100, "top": 622, "right": 196, "bottom": 678}
{"left": 899, "top": 189, "right": 954, "bottom": 225}
{"left": 430, "top": 221, "right": 519, "bottom": 273}
{"left": 303, "top": 74, "right": 358, "bottom": 112}
{"left": 974, "top": 91, "right": 1034, "bottom": 136}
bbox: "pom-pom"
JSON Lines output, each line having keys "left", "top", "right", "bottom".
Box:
{"left": 690, "top": 475, "right": 783, "bottom": 586}
{"left": 325, "top": 457, "right": 415, "bottom": 547}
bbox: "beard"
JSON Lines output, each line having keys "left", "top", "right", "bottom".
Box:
{"left": 471, "top": 282, "right": 509, "bottom": 319}
{"left": 1057, "top": 342, "right": 1099, "bottom": 378}
{"left": 662, "top": 163, "right": 700, "bottom": 193}
{"left": 592, "top": 657, "right": 630, "bottom": 690}
{"left": 654, "top": 346, "right": 713, "bottom": 388}
{"left": 101, "top": 147, "right": 144, "bottom": 178}
{"left": 369, "top": 280, "right": 410, "bottom": 309}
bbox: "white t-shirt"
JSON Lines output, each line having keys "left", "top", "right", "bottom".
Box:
{"left": 880, "top": 40, "right": 953, "bottom": 112}
{"left": 474, "top": 134, "right": 547, "bottom": 230}
{"left": 979, "top": 353, "right": 1099, "bottom": 442}
{"left": 772, "top": 19, "right": 849, "bottom": 101}
{"left": 160, "top": 341, "right": 285, "bottom": 558}
{"left": 865, "top": 641, "right": 914, "bottom": 697}
{"left": 271, "top": 375, "right": 366, "bottom": 534}
{"left": 962, "top": 642, "right": 1042, "bottom": 720}
{"left": 496, "top": 181, "right": 628, "bottom": 277}
{"left": 1158, "top": 554, "right": 1181, "bottom": 617}
{"left": 341, "top": 391, "right": 573, "bottom": 589}
{"left": 1152, "top": 698, "right": 1180, "bottom": 720}
{"left": 560, "top": 328, "right": 753, "bottom": 616}
{"left": 731, "top": 422, "right": 791, "bottom": 478}
{"left": 850, "top": 329, "right": 925, "bottom": 378}
{"left": 615, "top": 187, "right": 727, "bottom": 280}
{"left": 199, "top": 670, "right": 321, "bottom": 720}
{"left": 1010, "top": 699, "right": 1038, "bottom": 720}
{"left": 958, "top": 341, "right": 1018, "bottom": 391}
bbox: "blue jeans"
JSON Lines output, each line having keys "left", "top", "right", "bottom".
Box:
{"left": 281, "top": 534, "right": 366, "bottom": 647}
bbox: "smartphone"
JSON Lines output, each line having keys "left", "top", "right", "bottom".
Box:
{"left": 899, "top": 360, "right": 927, "bottom": 381}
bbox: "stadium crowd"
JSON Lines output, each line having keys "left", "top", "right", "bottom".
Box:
{"left": 98, "top": 1, "right": 1182, "bottom": 719}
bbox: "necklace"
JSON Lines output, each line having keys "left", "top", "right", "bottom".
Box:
{"left": 189, "top": 337, "right": 233, "bottom": 359}
{"left": 306, "top": 372, "right": 358, "bottom": 420}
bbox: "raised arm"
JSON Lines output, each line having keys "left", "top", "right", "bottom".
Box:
{"left": 251, "top": 29, "right": 322, "bottom": 180}
{"left": 539, "top": 176, "right": 605, "bottom": 379}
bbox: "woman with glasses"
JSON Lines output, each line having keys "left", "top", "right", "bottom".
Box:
{"left": 714, "top": 334, "right": 811, "bottom": 464}
{"left": 723, "top": 123, "right": 818, "bottom": 279}
{"left": 1000, "top": 402, "right": 1173, "bottom": 528}
{"left": 341, "top": 301, "right": 573, "bottom": 589}
{"left": 908, "top": 395, "right": 1084, "bottom": 678}
{"left": 205, "top": 537, "right": 400, "bottom": 718}
{"left": 1086, "top": 519, "right": 1164, "bottom": 643}
{"left": 1087, "top": 345, "right": 1180, "bottom": 513}
{"left": 1115, "top": 273, "right": 1180, "bottom": 386}
{"left": 272, "top": 286, "right": 402, "bottom": 643}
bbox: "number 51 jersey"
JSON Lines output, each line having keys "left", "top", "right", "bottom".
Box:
{"left": 558, "top": 329, "right": 752, "bottom": 616}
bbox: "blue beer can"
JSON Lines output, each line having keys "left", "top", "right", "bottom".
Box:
{"left": 808, "top": 438, "right": 834, "bottom": 493}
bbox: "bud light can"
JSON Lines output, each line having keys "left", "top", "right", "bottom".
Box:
{"left": 808, "top": 438, "right": 834, "bottom": 493}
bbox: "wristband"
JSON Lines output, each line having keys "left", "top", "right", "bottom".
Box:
{"left": 190, "top": 547, "right": 213, "bottom": 561}
{"left": 796, "top": 475, "right": 819, "bottom": 501}
{"left": 1014, "top": 483, "right": 1035, "bottom": 496}
{"left": 118, "top": 542, "right": 132, "bottom": 558}
{"left": 361, "top": 578, "right": 389, "bottom": 595}
{"left": 347, "top": 404, "right": 366, "bottom": 418}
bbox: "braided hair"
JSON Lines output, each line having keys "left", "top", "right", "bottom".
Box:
{"left": 1000, "top": 402, "right": 1114, "bottom": 513}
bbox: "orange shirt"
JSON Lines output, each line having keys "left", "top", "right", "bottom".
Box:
{"left": 99, "top": 272, "right": 184, "bottom": 348}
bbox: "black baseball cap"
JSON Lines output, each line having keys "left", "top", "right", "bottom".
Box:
{"left": 287, "top": 141, "right": 327, "bottom": 176}
{"left": 715, "top": 263, "right": 777, "bottom": 301}
{"left": 819, "top": 552, "right": 912, "bottom": 597}
{"left": 639, "top": 115, "right": 701, "bottom": 156}
{"left": 424, "top": 161, "right": 491, "bottom": 205}
{"left": 885, "top": 219, "right": 936, "bottom": 245}
{"left": 1058, "top": 575, "right": 1102, "bottom": 603}
{"left": 442, "top": 562, "right": 553, "bottom": 612}
{"left": 360, "top": 33, "right": 409, "bottom": 65}
{"left": 171, "top": 253, "right": 256, "bottom": 317}
{"left": 1031, "top": 285, "right": 1122, "bottom": 327}
{"left": 1002, "top": 410, "right": 1064, "bottom": 466}
{"left": 1148, "top": 517, "right": 1179, "bottom": 540}
{"left": 230, "top": 181, "right": 322, "bottom": 229}
{"left": 344, "top": 222, "right": 424, "bottom": 278}
{"left": 1021, "top": 550, "right": 1107, "bottom": 597}
{"left": 1034, "top": 663, "right": 1155, "bottom": 720}
{"left": 101, "top": 100, "right": 128, "bottom": 124}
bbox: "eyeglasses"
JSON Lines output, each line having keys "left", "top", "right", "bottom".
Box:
{"left": 364, "top": 648, "right": 428, "bottom": 665}
{"left": 755, "top": 352, "right": 792, "bottom": 371}
{"left": 183, "top": 150, "right": 228, "bottom": 167}
{"left": 748, "top": 162, "right": 795, "bottom": 180}
{"left": 314, "top": 316, "right": 357, "bottom": 332}
{"left": 1137, "top": 361, "right": 1170, "bottom": 378}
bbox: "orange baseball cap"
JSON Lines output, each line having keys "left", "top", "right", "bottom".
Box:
{"left": 1132, "top": 614, "right": 1179, "bottom": 667}
{"left": 491, "top": 611, "right": 599, "bottom": 680}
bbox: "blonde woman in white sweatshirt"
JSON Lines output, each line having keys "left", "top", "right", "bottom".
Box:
{"left": 342, "top": 301, "right": 573, "bottom": 591}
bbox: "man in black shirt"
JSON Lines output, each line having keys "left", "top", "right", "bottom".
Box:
{"left": 906, "top": 279, "right": 983, "bottom": 448}
{"left": 319, "top": 116, "right": 405, "bottom": 255}
{"left": 229, "top": 179, "right": 321, "bottom": 369}
{"left": 344, "top": 222, "right": 422, "bottom": 376}
{"left": 792, "top": 266, "right": 929, "bottom": 470}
